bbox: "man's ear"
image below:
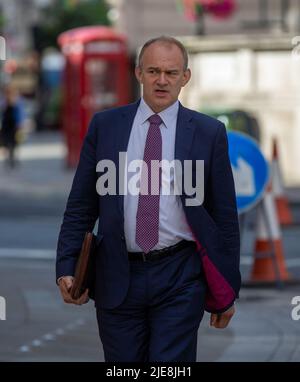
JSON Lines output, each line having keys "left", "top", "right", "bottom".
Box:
{"left": 135, "top": 66, "right": 143, "bottom": 84}
{"left": 182, "top": 68, "right": 191, "bottom": 87}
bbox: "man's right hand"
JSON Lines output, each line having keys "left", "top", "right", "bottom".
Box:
{"left": 58, "top": 276, "right": 89, "bottom": 305}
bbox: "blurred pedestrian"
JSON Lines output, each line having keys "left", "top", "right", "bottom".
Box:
{"left": 0, "top": 84, "right": 25, "bottom": 169}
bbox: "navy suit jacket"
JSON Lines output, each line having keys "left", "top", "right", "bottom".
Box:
{"left": 56, "top": 100, "right": 241, "bottom": 314}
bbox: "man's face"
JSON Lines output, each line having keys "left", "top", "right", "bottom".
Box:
{"left": 135, "top": 42, "right": 191, "bottom": 113}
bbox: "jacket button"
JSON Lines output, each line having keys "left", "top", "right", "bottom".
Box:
{"left": 121, "top": 235, "right": 125, "bottom": 241}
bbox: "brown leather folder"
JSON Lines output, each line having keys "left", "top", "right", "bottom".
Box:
{"left": 70, "top": 232, "right": 97, "bottom": 300}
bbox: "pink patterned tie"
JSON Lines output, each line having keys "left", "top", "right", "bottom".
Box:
{"left": 136, "top": 114, "right": 163, "bottom": 253}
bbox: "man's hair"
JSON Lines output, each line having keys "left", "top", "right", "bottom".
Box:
{"left": 137, "top": 36, "right": 189, "bottom": 71}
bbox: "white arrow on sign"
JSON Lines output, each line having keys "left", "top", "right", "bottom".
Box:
{"left": 231, "top": 157, "right": 255, "bottom": 196}
{"left": 0, "top": 296, "right": 6, "bottom": 320}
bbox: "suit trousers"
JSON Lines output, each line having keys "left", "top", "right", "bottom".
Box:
{"left": 96, "top": 244, "right": 206, "bottom": 362}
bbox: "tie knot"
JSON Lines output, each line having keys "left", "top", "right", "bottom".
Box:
{"left": 148, "top": 114, "right": 162, "bottom": 126}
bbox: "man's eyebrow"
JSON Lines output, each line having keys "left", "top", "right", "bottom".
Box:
{"left": 146, "top": 67, "right": 180, "bottom": 72}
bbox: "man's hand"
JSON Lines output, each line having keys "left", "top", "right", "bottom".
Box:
{"left": 58, "top": 276, "right": 89, "bottom": 305}
{"left": 210, "top": 305, "right": 235, "bottom": 329}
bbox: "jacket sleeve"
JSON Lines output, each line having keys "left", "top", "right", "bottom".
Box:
{"left": 206, "top": 122, "right": 241, "bottom": 301}
{"left": 56, "top": 115, "right": 99, "bottom": 281}
{"left": 209, "top": 124, "right": 240, "bottom": 252}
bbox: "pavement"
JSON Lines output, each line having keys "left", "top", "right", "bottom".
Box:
{"left": 1, "top": 130, "right": 300, "bottom": 362}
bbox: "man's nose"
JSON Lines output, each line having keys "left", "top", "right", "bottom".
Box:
{"left": 157, "top": 72, "right": 168, "bottom": 85}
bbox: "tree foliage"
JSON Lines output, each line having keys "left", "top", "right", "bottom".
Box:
{"left": 34, "top": 0, "right": 110, "bottom": 51}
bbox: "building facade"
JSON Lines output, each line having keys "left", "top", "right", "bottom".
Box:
{"left": 107, "top": 0, "right": 300, "bottom": 52}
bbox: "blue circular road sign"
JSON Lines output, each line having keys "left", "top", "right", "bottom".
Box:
{"left": 227, "top": 131, "right": 270, "bottom": 214}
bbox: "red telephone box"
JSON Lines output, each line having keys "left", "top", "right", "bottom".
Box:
{"left": 58, "top": 26, "right": 130, "bottom": 167}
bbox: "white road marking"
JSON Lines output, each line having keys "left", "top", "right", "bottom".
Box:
{"left": 42, "top": 334, "right": 55, "bottom": 341}
{"left": 19, "top": 346, "right": 30, "bottom": 353}
{"left": 55, "top": 328, "right": 65, "bottom": 336}
{"left": 66, "top": 323, "right": 77, "bottom": 330}
{"left": 0, "top": 143, "right": 66, "bottom": 161}
{"left": 240, "top": 256, "right": 300, "bottom": 267}
{"left": 32, "top": 339, "right": 42, "bottom": 347}
{"left": 17, "top": 320, "right": 87, "bottom": 354}
{"left": 240, "top": 257, "right": 253, "bottom": 265}
{"left": 0, "top": 248, "right": 55, "bottom": 260}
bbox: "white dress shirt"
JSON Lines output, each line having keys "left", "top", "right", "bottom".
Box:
{"left": 124, "top": 98, "right": 194, "bottom": 252}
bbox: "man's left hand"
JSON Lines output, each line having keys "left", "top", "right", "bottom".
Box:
{"left": 210, "top": 305, "right": 235, "bottom": 329}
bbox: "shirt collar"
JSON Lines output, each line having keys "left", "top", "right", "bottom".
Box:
{"left": 138, "top": 97, "right": 179, "bottom": 128}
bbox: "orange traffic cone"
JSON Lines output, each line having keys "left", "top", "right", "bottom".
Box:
{"left": 271, "top": 137, "right": 293, "bottom": 226}
{"left": 250, "top": 182, "right": 291, "bottom": 283}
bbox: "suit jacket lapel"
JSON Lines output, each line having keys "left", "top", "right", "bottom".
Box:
{"left": 174, "top": 103, "right": 195, "bottom": 204}
{"left": 117, "top": 100, "right": 140, "bottom": 217}
{"left": 175, "top": 103, "right": 195, "bottom": 164}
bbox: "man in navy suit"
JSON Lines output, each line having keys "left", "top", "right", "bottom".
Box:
{"left": 56, "top": 36, "right": 241, "bottom": 362}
